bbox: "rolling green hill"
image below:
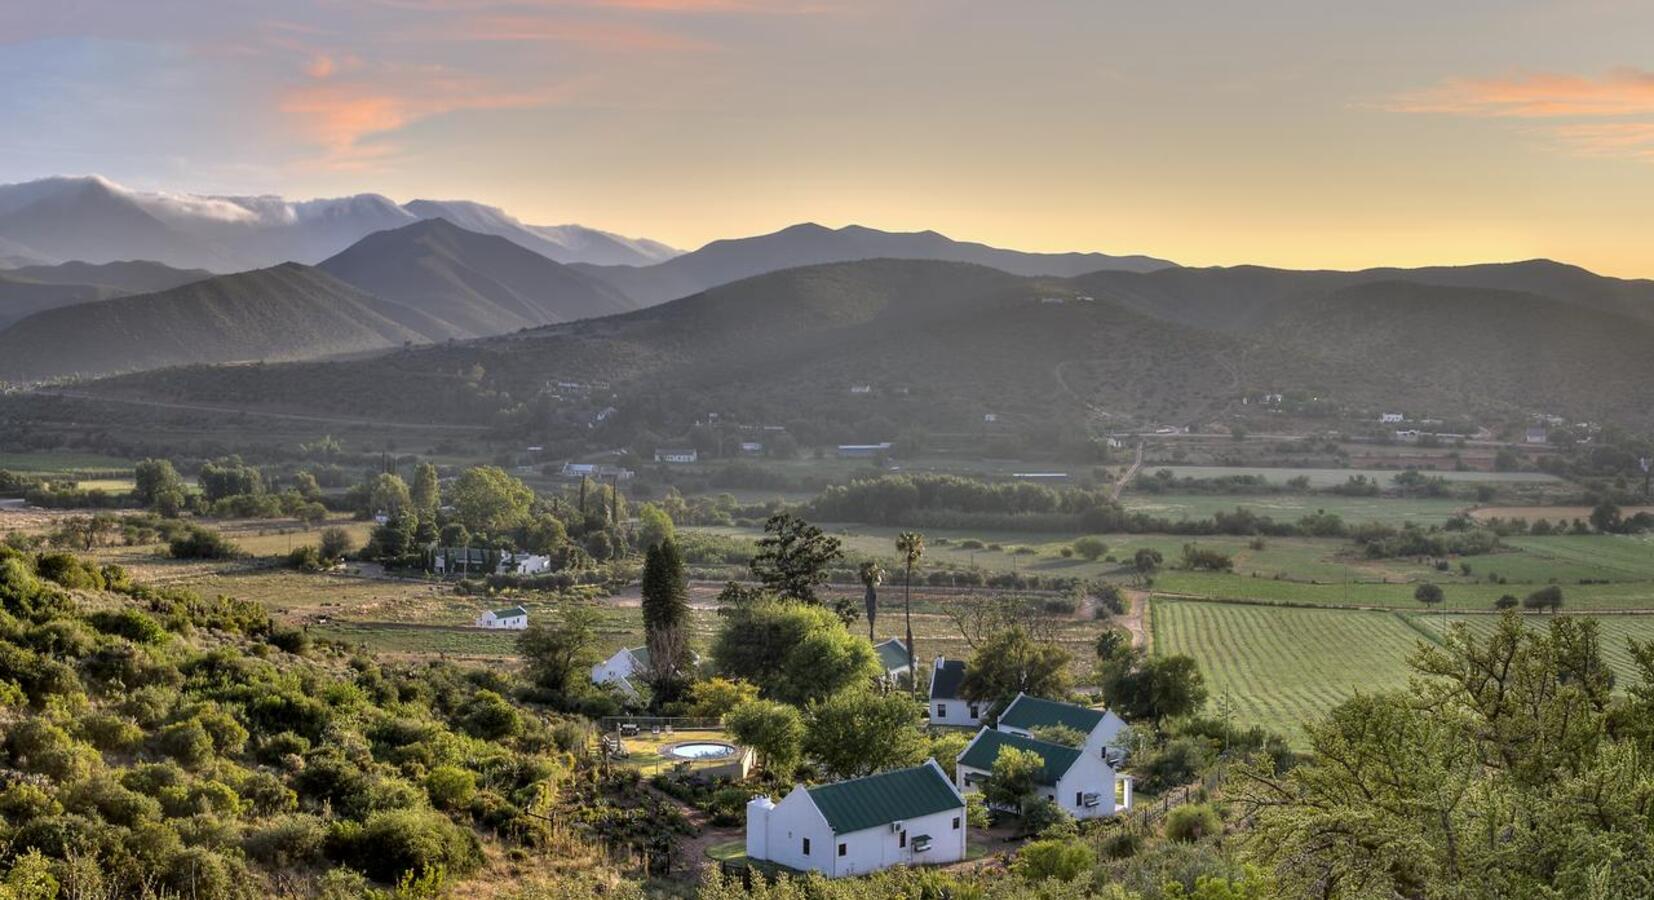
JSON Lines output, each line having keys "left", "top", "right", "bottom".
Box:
{"left": 317, "top": 218, "right": 636, "bottom": 336}
{"left": 0, "top": 259, "right": 214, "bottom": 329}
{"left": 0, "top": 263, "right": 450, "bottom": 382}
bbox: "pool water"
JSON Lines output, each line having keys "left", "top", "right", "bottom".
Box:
{"left": 667, "top": 741, "right": 738, "bottom": 760}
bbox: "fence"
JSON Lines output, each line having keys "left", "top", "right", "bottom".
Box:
{"left": 599, "top": 715, "right": 724, "bottom": 732}
{"left": 1126, "top": 765, "right": 1226, "bottom": 832}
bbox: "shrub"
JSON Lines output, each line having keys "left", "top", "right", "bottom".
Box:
{"left": 1014, "top": 838, "right": 1096, "bottom": 881}
{"left": 168, "top": 526, "right": 242, "bottom": 560}
{"left": 425, "top": 765, "right": 478, "bottom": 810}
{"left": 319, "top": 527, "right": 355, "bottom": 561}
{"left": 1072, "top": 536, "right": 1109, "bottom": 561}
{"left": 288, "top": 545, "right": 324, "bottom": 572}
{"left": 244, "top": 814, "right": 328, "bottom": 867}
{"left": 88, "top": 608, "right": 169, "bottom": 644}
{"left": 1164, "top": 803, "right": 1223, "bottom": 842}
{"left": 329, "top": 808, "right": 484, "bottom": 883}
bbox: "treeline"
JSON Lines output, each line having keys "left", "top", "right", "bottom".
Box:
{"left": 810, "top": 473, "right": 1118, "bottom": 525}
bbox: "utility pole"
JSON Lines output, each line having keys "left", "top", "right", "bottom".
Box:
{"left": 1642, "top": 456, "right": 1651, "bottom": 499}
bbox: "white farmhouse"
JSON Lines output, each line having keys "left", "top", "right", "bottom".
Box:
{"left": 928, "top": 656, "right": 983, "bottom": 728}
{"left": 954, "top": 729, "right": 1132, "bottom": 820}
{"left": 496, "top": 553, "right": 552, "bottom": 576}
{"left": 873, "top": 638, "right": 913, "bottom": 682}
{"left": 654, "top": 448, "right": 699, "bottom": 464}
{"left": 746, "top": 759, "right": 967, "bottom": 877}
{"left": 474, "top": 605, "right": 528, "bottom": 630}
{"left": 1380, "top": 412, "right": 1405, "bottom": 424}
{"left": 591, "top": 646, "right": 651, "bottom": 696}
{"left": 994, "top": 693, "right": 1131, "bottom": 763}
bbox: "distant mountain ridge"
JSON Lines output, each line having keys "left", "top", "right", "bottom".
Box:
{"left": 572, "top": 222, "right": 1177, "bottom": 306}
{"left": 0, "top": 175, "right": 682, "bottom": 271}
{"left": 0, "top": 260, "right": 211, "bottom": 329}
{"left": 318, "top": 218, "right": 638, "bottom": 336}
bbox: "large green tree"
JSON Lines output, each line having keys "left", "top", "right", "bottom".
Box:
{"left": 411, "top": 462, "right": 441, "bottom": 519}
{"left": 711, "top": 599, "right": 879, "bottom": 706}
{"left": 750, "top": 514, "right": 843, "bottom": 606}
{"left": 959, "top": 626, "right": 1073, "bottom": 709}
{"left": 1098, "top": 648, "right": 1207, "bottom": 722}
{"left": 367, "top": 473, "right": 414, "bottom": 519}
{"left": 727, "top": 700, "right": 805, "bottom": 779}
{"left": 450, "top": 466, "right": 534, "bottom": 535}
{"left": 133, "top": 459, "right": 184, "bottom": 509}
{"left": 516, "top": 604, "right": 603, "bottom": 695}
{"left": 805, "top": 690, "right": 926, "bottom": 779}
{"left": 641, "top": 539, "right": 692, "bottom": 703}
{"left": 1236, "top": 613, "right": 1650, "bottom": 898}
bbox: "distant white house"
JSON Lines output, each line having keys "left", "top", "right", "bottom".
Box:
{"left": 954, "top": 728, "right": 1132, "bottom": 820}
{"left": 1380, "top": 412, "right": 1405, "bottom": 424}
{"left": 873, "top": 638, "right": 913, "bottom": 681}
{"left": 928, "top": 656, "right": 983, "bottom": 728}
{"left": 983, "top": 413, "right": 999, "bottom": 423}
{"left": 592, "top": 646, "right": 651, "bottom": 696}
{"left": 1525, "top": 427, "right": 1549, "bottom": 445}
{"left": 654, "top": 449, "right": 699, "bottom": 464}
{"left": 560, "top": 462, "right": 634, "bottom": 481}
{"left": 746, "top": 760, "right": 967, "bottom": 877}
{"left": 475, "top": 605, "right": 528, "bottom": 630}
{"left": 497, "top": 552, "right": 552, "bottom": 576}
{"left": 994, "top": 693, "right": 1131, "bottom": 764}
{"left": 740, "top": 441, "right": 765, "bottom": 455}
{"left": 836, "top": 442, "right": 894, "bottom": 459}
{"left": 849, "top": 384, "right": 873, "bottom": 395}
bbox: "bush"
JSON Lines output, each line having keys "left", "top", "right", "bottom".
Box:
{"left": 1014, "top": 838, "right": 1096, "bottom": 881}
{"left": 425, "top": 766, "right": 478, "bottom": 810}
{"left": 288, "top": 545, "right": 324, "bottom": 572}
{"left": 244, "top": 814, "right": 328, "bottom": 867}
{"left": 169, "top": 526, "right": 242, "bottom": 560}
{"left": 319, "top": 527, "right": 355, "bottom": 562}
{"left": 1164, "top": 803, "right": 1223, "bottom": 842}
{"left": 329, "top": 808, "right": 484, "bottom": 883}
{"left": 87, "top": 608, "right": 169, "bottom": 644}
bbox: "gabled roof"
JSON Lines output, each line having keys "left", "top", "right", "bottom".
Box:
{"left": 997, "top": 694, "right": 1106, "bottom": 735}
{"left": 805, "top": 761, "right": 962, "bottom": 835}
{"left": 874, "top": 638, "right": 912, "bottom": 673}
{"left": 628, "top": 646, "right": 650, "bottom": 667}
{"left": 490, "top": 606, "right": 528, "bottom": 618}
{"left": 929, "top": 659, "right": 967, "bottom": 700}
{"left": 956, "top": 729, "right": 1081, "bottom": 787}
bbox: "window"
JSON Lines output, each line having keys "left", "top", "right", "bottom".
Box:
{"left": 898, "top": 831, "right": 907, "bottom": 849}
{"left": 969, "top": 704, "right": 979, "bottom": 718}
{"left": 838, "top": 843, "right": 847, "bottom": 857}
{"left": 936, "top": 704, "right": 947, "bottom": 717}
{"left": 1076, "top": 792, "right": 1084, "bottom": 807}
{"left": 802, "top": 838, "right": 811, "bottom": 855}
{"left": 952, "top": 816, "right": 961, "bottom": 830}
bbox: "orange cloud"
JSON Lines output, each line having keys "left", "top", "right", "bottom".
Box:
{"left": 304, "top": 54, "right": 336, "bottom": 78}
{"left": 279, "top": 75, "right": 570, "bottom": 170}
{"left": 435, "top": 15, "right": 715, "bottom": 50}
{"left": 1552, "top": 122, "right": 1654, "bottom": 160}
{"left": 1387, "top": 67, "right": 1654, "bottom": 118}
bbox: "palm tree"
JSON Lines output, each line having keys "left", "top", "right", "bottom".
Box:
{"left": 895, "top": 532, "right": 925, "bottom": 695}
{"left": 859, "top": 560, "right": 885, "bottom": 642}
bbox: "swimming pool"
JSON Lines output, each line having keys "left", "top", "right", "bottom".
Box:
{"left": 664, "top": 740, "right": 739, "bottom": 760}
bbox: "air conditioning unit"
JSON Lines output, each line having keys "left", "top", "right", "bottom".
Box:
{"left": 889, "top": 821, "right": 904, "bottom": 833}
{"left": 1081, "top": 793, "right": 1101, "bottom": 808}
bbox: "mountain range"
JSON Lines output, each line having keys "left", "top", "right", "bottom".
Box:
{"left": 74, "top": 255, "right": 1654, "bottom": 432}
{"left": 0, "top": 260, "right": 211, "bottom": 329}
{"left": 0, "top": 176, "right": 681, "bottom": 271}
{"left": 571, "top": 222, "right": 1176, "bottom": 306}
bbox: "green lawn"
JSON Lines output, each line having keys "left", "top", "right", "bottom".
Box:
{"left": 1121, "top": 493, "right": 1468, "bottom": 525}
{"left": 1153, "top": 570, "right": 1654, "bottom": 611}
{"left": 0, "top": 451, "right": 135, "bottom": 473}
{"left": 1148, "top": 465, "right": 1562, "bottom": 487}
{"left": 1152, "top": 599, "right": 1432, "bottom": 743}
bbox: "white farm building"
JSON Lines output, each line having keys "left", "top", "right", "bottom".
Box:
{"left": 927, "top": 656, "right": 983, "bottom": 728}
{"left": 954, "top": 728, "right": 1132, "bottom": 820}
{"left": 474, "top": 606, "right": 528, "bottom": 630}
{"left": 746, "top": 759, "right": 967, "bottom": 877}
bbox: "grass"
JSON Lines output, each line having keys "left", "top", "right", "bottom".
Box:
{"left": 610, "top": 728, "right": 741, "bottom": 775}
{"left": 706, "top": 840, "right": 747, "bottom": 862}
{"left": 1120, "top": 492, "right": 1468, "bottom": 525}
{"left": 0, "top": 451, "right": 135, "bottom": 473}
{"left": 1151, "top": 599, "right": 1431, "bottom": 743}
{"left": 1153, "top": 571, "right": 1654, "bottom": 611}
{"left": 1147, "top": 465, "right": 1562, "bottom": 486}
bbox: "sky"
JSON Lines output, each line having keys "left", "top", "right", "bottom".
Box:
{"left": 3, "top": 0, "right": 1654, "bottom": 276}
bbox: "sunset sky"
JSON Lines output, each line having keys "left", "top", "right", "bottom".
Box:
{"left": 3, "top": 1, "right": 1653, "bottom": 276}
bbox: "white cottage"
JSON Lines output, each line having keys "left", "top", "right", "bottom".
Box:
{"left": 591, "top": 646, "right": 650, "bottom": 696}
{"left": 746, "top": 760, "right": 967, "bottom": 877}
{"left": 474, "top": 605, "right": 528, "bottom": 630}
{"left": 954, "top": 729, "right": 1132, "bottom": 820}
{"left": 994, "top": 693, "right": 1132, "bottom": 763}
{"left": 874, "top": 638, "right": 913, "bottom": 682}
{"left": 927, "top": 657, "right": 983, "bottom": 728}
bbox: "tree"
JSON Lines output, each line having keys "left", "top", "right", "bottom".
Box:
{"left": 711, "top": 600, "right": 880, "bottom": 706}
{"left": 319, "top": 527, "right": 354, "bottom": 562}
{"left": 1133, "top": 548, "right": 1164, "bottom": 584}
{"left": 1072, "top": 536, "right": 1108, "bottom": 562}
{"left": 1524, "top": 584, "right": 1564, "bottom": 614}
{"left": 896, "top": 531, "right": 925, "bottom": 694}
{"left": 1495, "top": 594, "right": 1520, "bottom": 610}
{"left": 960, "top": 626, "right": 1073, "bottom": 708}
{"left": 133, "top": 459, "right": 184, "bottom": 509}
{"left": 1028, "top": 724, "right": 1087, "bottom": 747}
{"left": 449, "top": 466, "right": 534, "bottom": 535}
{"left": 805, "top": 690, "right": 926, "bottom": 779}
{"left": 983, "top": 745, "right": 1044, "bottom": 810}
{"left": 198, "top": 457, "right": 263, "bottom": 501}
{"left": 686, "top": 677, "right": 759, "bottom": 722}
{"left": 641, "top": 540, "right": 692, "bottom": 702}
{"left": 1099, "top": 649, "right": 1208, "bottom": 721}
{"left": 516, "top": 605, "right": 603, "bottom": 695}
{"left": 1234, "top": 614, "right": 1635, "bottom": 897}
{"left": 1414, "top": 582, "right": 1444, "bottom": 616}
{"left": 749, "top": 513, "right": 843, "bottom": 605}
{"left": 727, "top": 700, "right": 804, "bottom": 778}
{"left": 367, "top": 473, "right": 413, "bottom": 519}
{"left": 411, "top": 463, "right": 440, "bottom": 518}
{"left": 1590, "top": 499, "right": 1623, "bottom": 534}
{"left": 637, "top": 503, "right": 675, "bottom": 550}
{"left": 858, "top": 560, "right": 885, "bottom": 642}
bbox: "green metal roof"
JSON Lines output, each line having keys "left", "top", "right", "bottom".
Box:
{"left": 491, "top": 606, "right": 528, "bottom": 618}
{"left": 997, "top": 694, "right": 1106, "bottom": 734}
{"left": 956, "top": 729, "right": 1081, "bottom": 786}
{"left": 929, "top": 659, "right": 967, "bottom": 700}
{"left": 875, "top": 638, "right": 911, "bottom": 673}
{"left": 629, "top": 646, "right": 650, "bottom": 666}
{"left": 806, "top": 762, "right": 961, "bottom": 834}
